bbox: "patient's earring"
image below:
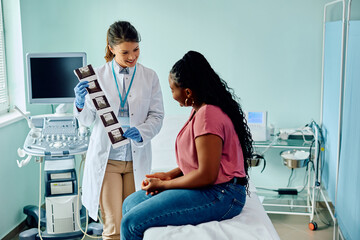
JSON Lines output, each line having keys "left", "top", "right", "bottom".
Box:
{"left": 185, "top": 98, "right": 195, "bottom": 107}
{"left": 185, "top": 98, "right": 190, "bottom": 107}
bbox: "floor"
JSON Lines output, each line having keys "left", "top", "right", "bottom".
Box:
{"left": 8, "top": 211, "right": 335, "bottom": 240}
{"left": 269, "top": 212, "right": 334, "bottom": 240}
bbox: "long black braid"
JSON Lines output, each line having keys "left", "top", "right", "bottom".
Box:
{"left": 170, "top": 51, "right": 253, "bottom": 190}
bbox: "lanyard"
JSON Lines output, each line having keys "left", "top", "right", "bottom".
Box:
{"left": 111, "top": 60, "right": 136, "bottom": 109}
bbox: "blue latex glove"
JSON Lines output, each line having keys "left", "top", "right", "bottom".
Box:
{"left": 123, "top": 127, "right": 143, "bottom": 142}
{"left": 74, "top": 81, "right": 89, "bottom": 109}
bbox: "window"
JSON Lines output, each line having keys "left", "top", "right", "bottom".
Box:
{"left": 0, "top": 2, "right": 9, "bottom": 115}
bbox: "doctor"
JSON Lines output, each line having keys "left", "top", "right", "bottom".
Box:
{"left": 73, "top": 21, "right": 164, "bottom": 240}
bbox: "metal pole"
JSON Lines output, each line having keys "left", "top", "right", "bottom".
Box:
{"left": 321, "top": 1, "right": 346, "bottom": 239}
{"left": 320, "top": 0, "right": 346, "bottom": 126}
{"left": 333, "top": 1, "right": 352, "bottom": 239}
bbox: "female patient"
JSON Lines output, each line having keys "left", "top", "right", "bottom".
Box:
{"left": 121, "top": 50, "right": 253, "bottom": 240}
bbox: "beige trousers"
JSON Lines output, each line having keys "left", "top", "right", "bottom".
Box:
{"left": 99, "top": 160, "right": 135, "bottom": 240}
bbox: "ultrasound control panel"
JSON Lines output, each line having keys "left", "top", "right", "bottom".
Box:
{"left": 23, "top": 115, "right": 90, "bottom": 156}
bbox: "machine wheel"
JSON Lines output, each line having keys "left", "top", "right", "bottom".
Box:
{"left": 308, "top": 221, "right": 318, "bottom": 231}
{"left": 25, "top": 215, "right": 37, "bottom": 228}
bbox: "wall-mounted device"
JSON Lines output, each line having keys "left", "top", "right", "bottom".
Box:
{"left": 246, "top": 111, "right": 269, "bottom": 141}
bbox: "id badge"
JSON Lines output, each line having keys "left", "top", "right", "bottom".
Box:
{"left": 119, "top": 116, "right": 130, "bottom": 130}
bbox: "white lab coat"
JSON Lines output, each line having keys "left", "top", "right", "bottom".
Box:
{"left": 74, "top": 62, "right": 164, "bottom": 220}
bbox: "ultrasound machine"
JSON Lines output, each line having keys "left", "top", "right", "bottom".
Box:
{"left": 17, "top": 52, "right": 102, "bottom": 240}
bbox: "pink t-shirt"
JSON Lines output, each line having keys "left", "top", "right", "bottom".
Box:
{"left": 175, "top": 104, "right": 246, "bottom": 184}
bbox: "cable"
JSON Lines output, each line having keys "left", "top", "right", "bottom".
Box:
{"left": 308, "top": 120, "right": 324, "bottom": 186}
{"left": 298, "top": 160, "right": 312, "bottom": 193}
{"left": 306, "top": 129, "right": 323, "bottom": 188}
{"left": 38, "top": 158, "right": 44, "bottom": 240}
{"left": 287, "top": 169, "right": 294, "bottom": 187}
{"left": 309, "top": 120, "right": 324, "bottom": 142}
{"left": 300, "top": 127, "right": 313, "bottom": 144}
{"left": 249, "top": 154, "right": 266, "bottom": 173}
{"left": 76, "top": 154, "right": 102, "bottom": 239}
{"left": 260, "top": 135, "right": 279, "bottom": 155}
{"left": 316, "top": 139, "right": 322, "bottom": 185}
{"left": 249, "top": 136, "right": 278, "bottom": 174}
{"left": 308, "top": 140, "right": 315, "bottom": 166}
{"left": 78, "top": 157, "right": 88, "bottom": 240}
{"left": 256, "top": 187, "right": 298, "bottom": 196}
{"left": 260, "top": 156, "right": 266, "bottom": 173}
{"left": 255, "top": 187, "right": 278, "bottom": 192}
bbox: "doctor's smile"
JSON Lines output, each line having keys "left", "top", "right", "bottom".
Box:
{"left": 109, "top": 41, "right": 140, "bottom": 68}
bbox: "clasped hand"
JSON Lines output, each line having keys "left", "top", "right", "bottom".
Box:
{"left": 141, "top": 172, "right": 172, "bottom": 195}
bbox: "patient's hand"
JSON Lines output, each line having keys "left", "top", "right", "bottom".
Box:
{"left": 142, "top": 178, "right": 165, "bottom": 195}
{"left": 142, "top": 179, "right": 149, "bottom": 187}
{"left": 146, "top": 172, "right": 172, "bottom": 181}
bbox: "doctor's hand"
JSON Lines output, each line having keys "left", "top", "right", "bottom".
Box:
{"left": 123, "top": 127, "right": 143, "bottom": 142}
{"left": 74, "top": 81, "right": 89, "bottom": 109}
{"left": 142, "top": 178, "right": 165, "bottom": 196}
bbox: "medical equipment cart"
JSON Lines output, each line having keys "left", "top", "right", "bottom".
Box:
{"left": 16, "top": 114, "right": 102, "bottom": 239}
{"left": 252, "top": 123, "right": 334, "bottom": 231}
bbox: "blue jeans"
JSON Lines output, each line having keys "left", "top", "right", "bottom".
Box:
{"left": 121, "top": 182, "right": 246, "bottom": 240}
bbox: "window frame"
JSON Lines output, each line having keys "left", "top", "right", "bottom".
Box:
{"left": 0, "top": 1, "right": 9, "bottom": 115}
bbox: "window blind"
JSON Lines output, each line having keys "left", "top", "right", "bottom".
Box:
{"left": 0, "top": 2, "right": 9, "bottom": 114}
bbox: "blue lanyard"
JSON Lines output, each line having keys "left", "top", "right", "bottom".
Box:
{"left": 111, "top": 60, "right": 136, "bottom": 109}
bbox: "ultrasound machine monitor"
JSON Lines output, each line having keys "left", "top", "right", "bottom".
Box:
{"left": 26, "top": 52, "right": 87, "bottom": 104}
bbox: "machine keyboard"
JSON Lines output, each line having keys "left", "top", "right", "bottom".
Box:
{"left": 23, "top": 115, "right": 90, "bottom": 156}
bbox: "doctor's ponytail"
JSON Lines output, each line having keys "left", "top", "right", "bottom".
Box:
{"left": 104, "top": 21, "right": 141, "bottom": 62}
{"left": 105, "top": 32, "right": 114, "bottom": 62}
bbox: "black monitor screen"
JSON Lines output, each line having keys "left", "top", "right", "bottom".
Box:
{"left": 27, "top": 53, "right": 86, "bottom": 104}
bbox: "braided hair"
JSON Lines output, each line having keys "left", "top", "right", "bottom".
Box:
{"left": 170, "top": 51, "right": 253, "bottom": 186}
